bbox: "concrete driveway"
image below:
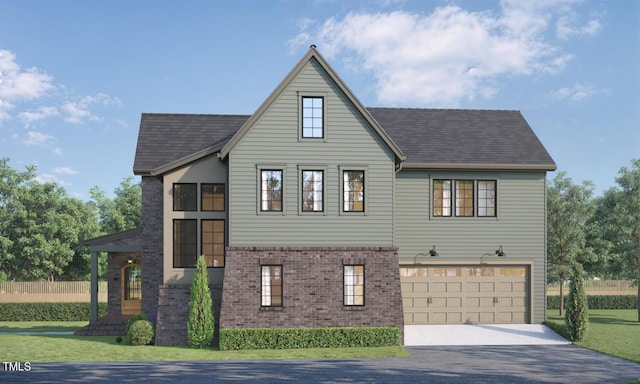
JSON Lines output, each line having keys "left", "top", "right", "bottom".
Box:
{"left": 404, "top": 324, "right": 570, "bottom": 346}
{"left": 2, "top": 345, "right": 640, "bottom": 383}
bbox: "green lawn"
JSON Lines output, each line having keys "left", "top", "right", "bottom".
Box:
{"left": 545, "top": 309, "right": 640, "bottom": 363}
{"left": 0, "top": 322, "right": 408, "bottom": 362}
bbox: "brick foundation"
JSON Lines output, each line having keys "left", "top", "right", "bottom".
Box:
{"left": 155, "top": 284, "right": 223, "bottom": 346}
{"left": 219, "top": 247, "right": 404, "bottom": 331}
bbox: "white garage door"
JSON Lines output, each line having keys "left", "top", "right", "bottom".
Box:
{"left": 400, "top": 266, "right": 529, "bottom": 324}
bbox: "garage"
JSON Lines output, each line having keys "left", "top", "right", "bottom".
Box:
{"left": 400, "top": 265, "right": 529, "bottom": 325}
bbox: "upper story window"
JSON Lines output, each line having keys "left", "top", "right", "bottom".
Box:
{"left": 433, "top": 180, "right": 452, "bottom": 217}
{"left": 302, "top": 170, "right": 324, "bottom": 212}
{"left": 261, "top": 170, "right": 283, "bottom": 211}
{"left": 302, "top": 97, "right": 324, "bottom": 138}
{"left": 173, "top": 183, "right": 197, "bottom": 211}
{"left": 455, "top": 180, "right": 474, "bottom": 217}
{"left": 343, "top": 170, "right": 365, "bottom": 212}
{"left": 201, "top": 183, "right": 225, "bottom": 211}
{"left": 433, "top": 179, "right": 497, "bottom": 218}
{"left": 477, "top": 180, "right": 497, "bottom": 217}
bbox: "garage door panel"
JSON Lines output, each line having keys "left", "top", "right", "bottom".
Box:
{"left": 447, "top": 282, "right": 462, "bottom": 292}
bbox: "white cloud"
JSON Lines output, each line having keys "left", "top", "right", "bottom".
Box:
{"left": 53, "top": 147, "right": 63, "bottom": 156}
{"left": 0, "top": 50, "right": 54, "bottom": 122}
{"left": 23, "top": 130, "right": 54, "bottom": 146}
{"left": 290, "top": 1, "right": 601, "bottom": 106}
{"left": 36, "top": 173, "right": 71, "bottom": 187}
{"left": 19, "top": 106, "right": 59, "bottom": 126}
{"left": 52, "top": 166, "right": 79, "bottom": 175}
{"left": 62, "top": 92, "right": 121, "bottom": 124}
{"left": 551, "top": 83, "right": 607, "bottom": 101}
{"left": 557, "top": 14, "right": 601, "bottom": 40}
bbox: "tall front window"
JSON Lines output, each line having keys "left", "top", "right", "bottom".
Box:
{"left": 202, "top": 220, "right": 225, "bottom": 267}
{"left": 261, "top": 170, "right": 283, "bottom": 211}
{"left": 344, "top": 265, "right": 364, "bottom": 306}
{"left": 173, "top": 183, "right": 197, "bottom": 211}
{"left": 261, "top": 265, "right": 283, "bottom": 307}
{"left": 302, "top": 170, "right": 324, "bottom": 212}
{"left": 455, "top": 180, "right": 474, "bottom": 217}
{"left": 302, "top": 97, "right": 323, "bottom": 138}
{"left": 433, "top": 180, "right": 451, "bottom": 217}
{"left": 477, "top": 180, "right": 497, "bottom": 217}
{"left": 173, "top": 219, "right": 197, "bottom": 267}
{"left": 343, "top": 171, "right": 364, "bottom": 212}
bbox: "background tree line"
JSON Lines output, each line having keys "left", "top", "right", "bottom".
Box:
{"left": 0, "top": 157, "right": 637, "bottom": 290}
{"left": 0, "top": 158, "right": 140, "bottom": 281}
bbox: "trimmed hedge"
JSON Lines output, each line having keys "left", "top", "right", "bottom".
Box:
{"left": 547, "top": 295, "right": 637, "bottom": 310}
{"left": 0, "top": 302, "right": 108, "bottom": 321}
{"left": 219, "top": 326, "right": 402, "bottom": 350}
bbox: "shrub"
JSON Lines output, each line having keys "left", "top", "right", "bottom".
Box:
{"left": 219, "top": 326, "right": 402, "bottom": 350}
{"left": 0, "top": 302, "right": 107, "bottom": 321}
{"left": 547, "top": 295, "right": 637, "bottom": 310}
{"left": 125, "top": 314, "right": 149, "bottom": 336}
{"left": 128, "top": 319, "right": 155, "bottom": 346}
{"left": 565, "top": 269, "right": 589, "bottom": 341}
{"left": 187, "top": 255, "right": 214, "bottom": 348}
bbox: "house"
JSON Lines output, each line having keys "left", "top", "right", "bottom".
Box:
{"left": 78, "top": 46, "right": 556, "bottom": 345}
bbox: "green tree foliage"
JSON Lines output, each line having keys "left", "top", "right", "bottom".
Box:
{"left": 187, "top": 255, "right": 214, "bottom": 348}
{"left": 89, "top": 176, "right": 141, "bottom": 234}
{"left": 547, "top": 172, "right": 597, "bottom": 315}
{"left": 565, "top": 267, "right": 589, "bottom": 341}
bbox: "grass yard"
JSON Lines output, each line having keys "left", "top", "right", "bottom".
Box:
{"left": 0, "top": 322, "right": 408, "bottom": 362}
{"left": 545, "top": 309, "right": 640, "bottom": 363}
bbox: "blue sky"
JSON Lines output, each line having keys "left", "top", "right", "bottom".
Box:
{"left": 1, "top": 0, "right": 638, "bottom": 199}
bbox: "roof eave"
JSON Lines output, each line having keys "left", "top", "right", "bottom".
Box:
{"left": 401, "top": 162, "right": 557, "bottom": 171}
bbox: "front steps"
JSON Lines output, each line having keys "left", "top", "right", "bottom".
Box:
{"left": 74, "top": 315, "right": 131, "bottom": 336}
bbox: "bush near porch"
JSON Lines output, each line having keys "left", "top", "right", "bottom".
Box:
{"left": 219, "top": 326, "right": 402, "bottom": 350}
{"left": 0, "top": 302, "right": 107, "bottom": 321}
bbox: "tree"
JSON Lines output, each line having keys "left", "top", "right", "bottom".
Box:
{"left": 565, "top": 266, "right": 589, "bottom": 341}
{"left": 595, "top": 159, "right": 640, "bottom": 321}
{"left": 187, "top": 255, "right": 214, "bottom": 348}
{"left": 547, "top": 172, "right": 596, "bottom": 315}
{"left": 89, "top": 176, "right": 141, "bottom": 234}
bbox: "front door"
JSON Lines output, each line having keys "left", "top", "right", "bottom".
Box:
{"left": 121, "top": 264, "right": 142, "bottom": 315}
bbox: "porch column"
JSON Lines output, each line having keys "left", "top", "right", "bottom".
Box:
{"left": 90, "top": 248, "right": 99, "bottom": 323}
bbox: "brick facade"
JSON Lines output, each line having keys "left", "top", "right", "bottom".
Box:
{"left": 155, "top": 284, "right": 222, "bottom": 346}
{"left": 141, "top": 176, "right": 163, "bottom": 317}
{"left": 219, "top": 247, "right": 404, "bottom": 331}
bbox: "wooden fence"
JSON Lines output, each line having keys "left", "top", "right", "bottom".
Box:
{"left": 547, "top": 280, "right": 636, "bottom": 296}
{"left": 0, "top": 281, "right": 108, "bottom": 303}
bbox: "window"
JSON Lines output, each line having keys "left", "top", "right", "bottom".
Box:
{"left": 173, "top": 183, "right": 197, "bottom": 211}
{"left": 433, "top": 180, "right": 452, "bottom": 217}
{"left": 173, "top": 219, "right": 197, "bottom": 267}
{"left": 455, "top": 180, "right": 474, "bottom": 217}
{"left": 344, "top": 265, "right": 364, "bottom": 306}
{"left": 302, "top": 97, "right": 323, "bottom": 138}
{"left": 477, "top": 180, "right": 496, "bottom": 217}
{"left": 261, "top": 170, "right": 283, "bottom": 211}
{"left": 124, "top": 265, "right": 142, "bottom": 300}
{"left": 261, "top": 265, "right": 282, "bottom": 307}
{"left": 202, "top": 220, "right": 225, "bottom": 267}
{"left": 201, "top": 183, "right": 225, "bottom": 211}
{"left": 302, "top": 170, "right": 323, "bottom": 212}
{"left": 343, "top": 171, "right": 364, "bottom": 212}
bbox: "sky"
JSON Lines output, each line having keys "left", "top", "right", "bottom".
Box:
{"left": 1, "top": 0, "right": 638, "bottom": 199}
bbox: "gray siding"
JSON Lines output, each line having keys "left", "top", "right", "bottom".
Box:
{"left": 228, "top": 58, "right": 395, "bottom": 246}
{"left": 395, "top": 170, "right": 547, "bottom": 323}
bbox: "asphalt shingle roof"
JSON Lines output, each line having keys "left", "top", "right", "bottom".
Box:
{"left": 133, "top": 108, "right": 555, "bottom": 174}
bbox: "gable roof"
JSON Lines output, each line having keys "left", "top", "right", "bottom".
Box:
{"left": 368, "top": 108, "right": 556, "bottom": 171}
{"left": 218, "top": 45, "right": 406, "bottom": 162}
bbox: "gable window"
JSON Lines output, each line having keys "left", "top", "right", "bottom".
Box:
{"left": 201, "top": 183, "right": 225, "bottom": 211}
{"left": 302, "top": 170, "right": 324, "bottom": 212}
{"left": 343, "top": 170, "right": 365, "bottom": 212}
{"left": 302, "top": 97, "right": 323, "bottom": 138}
{"left": 261, "top": 170, "right": 283, "bottom": 211}
{"left": 433, "top": 180, "right": 452, "bottom": 217}
{"left": 261, "top": 265, "right": 282, "bottom": 307}
{"left": 173, "top": 183, "right": 197, "bottom": 211}
{"left": 477, "top": 180, "right": 497, "bottom": 217}
{"left": 202, "top": 219, "right": 225, "bottom": 267}
{"left": 344, "top": 265, "right": 364, "bottom": 306}
{"left": 455, "top": 180, "right": 474, "bottom": 217}
{"left": 173, "top": 219, "right": 197, "bottom": 267}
